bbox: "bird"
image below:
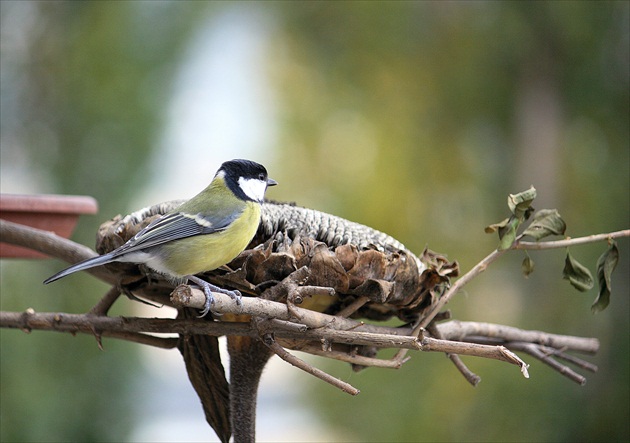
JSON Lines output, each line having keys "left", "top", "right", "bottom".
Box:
{"left": 44, "top": 159, "right": 277, "bottom": 316}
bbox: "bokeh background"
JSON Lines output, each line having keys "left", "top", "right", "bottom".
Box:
{"left": 1, "top": 1, "right": 628, "bottom": 442}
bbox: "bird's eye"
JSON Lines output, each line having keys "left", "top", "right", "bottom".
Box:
{"left": 258, "top": 173, "right": 265, "bottom": 180}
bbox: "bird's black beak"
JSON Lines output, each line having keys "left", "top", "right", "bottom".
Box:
{"left": 267, "top": 178, "right": 278, "bottom": 187}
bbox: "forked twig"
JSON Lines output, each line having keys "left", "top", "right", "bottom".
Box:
{"left": 509, "top": 342, "right": 587, "bottom": 385}
{"left": 260, "top": 332, "right": 360, "bottom": 395}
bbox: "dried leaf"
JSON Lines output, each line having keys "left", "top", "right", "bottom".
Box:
{"left": 521, "top": 255, "right": 535, "bottom": 278}
{"left": 352, "top": 279, "right": 395, "bottom": 304}
{"left": 591, "top": 240, "right": 619, "bottom": 313}
{"left": 562, "top": 250, "right": 594, "bottom": 292}
{"left": 508, "top": 186, "right": 537, "bottom": 219}
{"left": 484, "top": 217, "right": 510, "bottom": 234}
{"left": 522, "top": 209, "right": 567, "bottom": 241}
{"left": 334, "top": 244, "right": 358, "bottom": 271}
{"left": 298, "top": 239, "right": 350, "bottom": 293}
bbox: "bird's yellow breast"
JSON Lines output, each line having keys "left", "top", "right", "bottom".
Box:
{"left": 160, "top": 201, "right": 260, "bottom": 276}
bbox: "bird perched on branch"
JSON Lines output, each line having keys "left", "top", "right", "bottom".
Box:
{"left": 44, "top": 159, "right": 277, "bottom": 316}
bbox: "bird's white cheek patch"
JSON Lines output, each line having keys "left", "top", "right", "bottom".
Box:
{"left": 238, "top": 177, "right": 267, "bottom": 202}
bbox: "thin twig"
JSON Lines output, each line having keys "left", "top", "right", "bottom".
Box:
{"left": 442, "top": 321, "right": 600, "bottom": 354}
{"left": 419, "top": 336, "right": 530, "bottom": 378}
{"left": 101, "top": 331, "right": 179, "bottom": 349}
{"left": 462, "top": 336, "right": 599, "bottom": 372}
{"left": 89, "top": 286, "right": 122, "bottom": 315}
{"left": 509, "top": 342, "right": 586, "bottom": 385}
{"left": 418, "top": 246, "right": 510, "bottom": 329}
{"left": 336, "top": 296, "right": 369, "bottom": 318}
{"left": 538, "top": 346, "right": 598, "bottom": 373}
{"left": 295, "top": 285, "right": 336, "bottom": 300}
{"left": 286, "top": 343, "right": 405, "bottom": 369}
{"left": 515, "top": 229, "right": 630, "bottom": 250}
{"left": 428, "top": 323, "right": 481, "bottom": 387}
{"left": 448, "top": 355, "right": 482, "bottom": 386}
{"left": 261, "top": 333, "right": 360, "bottom": 395}
{"left": 460, "top": 336, "right": 598, "bottom": 384}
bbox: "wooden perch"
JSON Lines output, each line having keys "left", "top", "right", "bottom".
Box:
{"left": 1, "top": 201, "right": 620, "bottom": 443}
{"left": 0, "top": 211, "right": 606, "bottom": 389}
{"left": 0, "top": 286, "right": 599, "bottom": 387}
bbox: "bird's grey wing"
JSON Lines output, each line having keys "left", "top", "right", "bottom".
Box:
{"left": 113, "top": 210, "right": 240, "bottom": 256}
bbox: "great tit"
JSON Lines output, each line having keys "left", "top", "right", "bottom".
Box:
{"left": 44, "top": 159, "right": 277, "bottom": 316}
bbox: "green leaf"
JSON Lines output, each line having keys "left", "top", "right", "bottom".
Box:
{"left": 521, "top": 254, "right": 535, "bottom": 278}
{"left": 485, "top": 216, "right": 519, "bottom": 249}
{"left": 486, "top": 187, "right": 537, "bottom": 250}
{"left": 562, "top": 250, "right": 594, "bottom": 292}
{"left": 508, "top": 186, "right": 537, "bottom": 219}
{"left": 591, "top": 240, "right": 619, "bottom": 313}
{"left": 522, "top": 209, "right": 567, "bottom": 241}
{"left": 498, "top": 216, "right": 520, "bottom": 250}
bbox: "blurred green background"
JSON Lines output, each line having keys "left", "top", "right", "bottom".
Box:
{"left": 1, "top": 1, "right": 628, "bottom": 442}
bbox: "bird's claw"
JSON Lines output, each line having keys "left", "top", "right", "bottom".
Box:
{"left": 221, "top": 288, "right": 243, "bottom": 305}
{"left": 185, "top": 275, "right": 241, "bottom": 317}
{"left": 198, "top": 284, "right": 215, "bottom": 317}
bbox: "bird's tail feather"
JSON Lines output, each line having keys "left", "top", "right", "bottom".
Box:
{"left": 43, "top": 253, "right": 116, "bottom": 284}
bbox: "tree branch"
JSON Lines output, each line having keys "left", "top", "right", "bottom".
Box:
{"left": 0, "top": 219, "right": 116, "bottom": 284}
{"left": 0, "top": 214, "right": 612, "bottom": 390}
{"left": 418, "top": 229, "right": 629, "bottom": 329}
{"left": 1, "top": 293, "right": 598, "bottom": 386}
{"left": 515, "top": 229, "right": 630, "bottom": 250}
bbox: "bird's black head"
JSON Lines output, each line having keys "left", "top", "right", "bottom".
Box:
{"left": 218, "top": 159, "right": 277, "bottom": 202}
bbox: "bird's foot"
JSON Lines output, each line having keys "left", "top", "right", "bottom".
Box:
{"left": 185, "top": 275, "right": 242, "bottom": 317}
